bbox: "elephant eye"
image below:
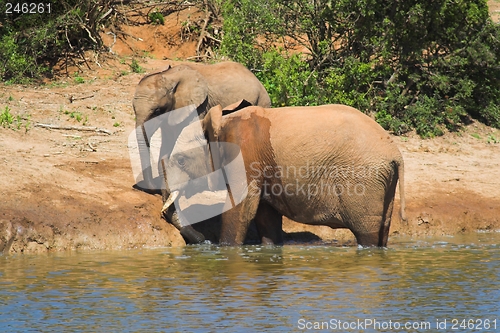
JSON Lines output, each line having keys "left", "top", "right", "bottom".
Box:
{"left": 177, "top": 156, "right": 186, "bottom": 167}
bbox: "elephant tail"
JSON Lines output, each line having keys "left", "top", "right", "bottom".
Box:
{"left": 396, "top": 157, "right": 407, "bottom": 222}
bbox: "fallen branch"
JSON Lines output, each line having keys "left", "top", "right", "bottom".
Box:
{"left": 185, "top": 55, "right": 212, "bottom": 60}
{"left": 34, "top": 123, "right": 112, "bottom": 135}
{"left": 69, "top": 94, "right": 95, "bottom": 103}
{"left": 88, "top": 142, "right": 97, "bottom": 151}
{"left": 205, "top": 33, "right": 221, "bottom": 44}
{"left": 115, "top": 30, "right": 143, "bottom": 41}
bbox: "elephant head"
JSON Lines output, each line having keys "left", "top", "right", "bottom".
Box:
{"left": 132, "top": 64, "right": 211, "bottom": 192}
{"left": 162, "top": 101, "right": 252, "bottom": 229}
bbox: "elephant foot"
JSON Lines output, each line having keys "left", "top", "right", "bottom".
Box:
{"left": 354, "top": 231, "right": 386, "bottom": 247}
{"left": 261, "top": 236, "right": 277, "bottom": 245}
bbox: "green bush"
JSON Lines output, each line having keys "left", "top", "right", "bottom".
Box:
{"left": 256, "top": 51, "right": 319, "bottom": 107}
{"left": 130, "top": 59, "right": 145, "bottom": 74}
{"left": 218, "top": 0, "right": 500, "bottom": 136}
{"left": 0, "top": 106, "right": 30, "bottom": 130}
{"left": 0, "top": 106, "right": 14, "bottom": 128}
{"left": 149, "top": 11, "right": 165, "bottom": 25}
{"left": 0, "top": 0, "right": 115, "bottom": 83}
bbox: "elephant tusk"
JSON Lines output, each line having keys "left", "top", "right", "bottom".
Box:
{"left": 161, "top": 191, "right": 179, "bottom": 214}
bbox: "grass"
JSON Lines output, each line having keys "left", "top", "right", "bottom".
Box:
{"left": 130, "top": 59, "right": 144, "bottom": 74}
{"left": 1, "top": 106, "right": 31, "bottom": 131}
{"left": 1, "top": 106, "right": 14, "bottom": 128}
{"left": 471, "top": 133, "right": 481, "bottom": 139}
{"left": 149, "top": 11, "right": 165, "bottom": 25}
{"left": 47, "top": 81, "right": 69, "bottom": 88}
{"left": 487, "top": 134, "right": 499, "bottom": 144}
{"left": 63, "top": 109, "right": 83, "bottom": 122}
{"left": 73, "top": 72, "right": 85, "bottom": 84}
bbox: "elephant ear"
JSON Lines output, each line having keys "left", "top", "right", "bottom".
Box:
{"left": 137, "top": 65, "right": 171, "bottom": 84}
{"left": 222, "top": 99, "right": 253, "bottom": 115}
{"left": 203, "top": 104, "right": 223, "bottom": 145}
{"left": 162, "top": 66, "right": 209, "bottom": 125}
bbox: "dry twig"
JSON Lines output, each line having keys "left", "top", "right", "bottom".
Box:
{"left": 88, "top": 142, "right": 97, "bottom": 151}
{"left": 69, "top": 94, "right": 95, "bottom": 103}
{"left": 34, "top": 123, "right": 112, "bottom": 135}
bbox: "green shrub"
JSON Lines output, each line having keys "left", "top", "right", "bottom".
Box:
{"left": 149, "top": 11, "right": 165, "bottom": 25}
{"left": 0, "top": 106, "right": 14, "bottom": 128}
{"left": 218, "top": 0, "right": 500, "bottom": 136}
{"left": 256, "top": 51, "right": 319, "bottom": 107}
{"left": 74, "top": 73, "right": 85, "bottom": 84}
{"left": 130, "top": 59, "right": 144, "bottom": 74}
{"left": 0, "top": 106, "right": 30, "bottom": 130}
{"left": 0, "top": 0, "right": 115, "bottom": 83}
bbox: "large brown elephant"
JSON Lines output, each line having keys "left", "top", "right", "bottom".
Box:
{"left": 132, "top": 62, "right": 271, "bottom": 243}
{"left": 163, "top": 102, "right": 406, "bottom": 247}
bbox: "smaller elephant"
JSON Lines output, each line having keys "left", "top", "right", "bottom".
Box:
{"left": 132, "top": 61, "right": 271, "bottom": 244}
{"left": 163, "top": 101, "right": 406, "bottom": 247}
{"left": 132, "top": 61, "right": 271, "bottom": 192}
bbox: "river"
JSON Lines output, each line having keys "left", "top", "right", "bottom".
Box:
{"left": 1, "top": 232, "right": 499, "bottom": 332}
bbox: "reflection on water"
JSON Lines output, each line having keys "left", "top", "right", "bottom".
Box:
{"left": 1, "top": 233, "right": 499, "bottom": 332}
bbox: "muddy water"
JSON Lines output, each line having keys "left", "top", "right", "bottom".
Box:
{"left": 1, "top": 233, "right": 499, "bottom": 332}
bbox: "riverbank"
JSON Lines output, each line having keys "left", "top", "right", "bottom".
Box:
{"left": 1, "top": 0, "right": 499, "bottom": 253}
{"left": 1, "top": 56, "right": 498, "bottom": 253}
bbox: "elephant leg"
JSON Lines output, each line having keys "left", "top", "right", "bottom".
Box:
{"left": 376, "top": 175, "right": 398, "bottom": 247}
{"left": 220, "top": 183, "right": 261, "bottom": 246}
{"left": 254, "top": 201, "right": 283, "bottom": 245}
{"left": 351, "top": 216, "right": 386, "bottom": 247}
{"left": 340, "top": 190, "right": 388, "bottom": 247}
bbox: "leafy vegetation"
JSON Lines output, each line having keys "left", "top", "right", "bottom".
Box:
{"left": 149, "top": 11, "right": 165, "bottom": 25}
{"left": 0, "top": 106, "right": 14, "bottom": 128}
{"left": 1, "top": 106, "right": 30, "bottom": 130}
{"left": 0, "top": 0, "right": 116, "bottom": 83}
{"left": 1, "top": 0, "right": 499, "bottom": 136}
{"left": 130, "top": 59, "right": 145, "bottom": 74}
{"left": 218, "top": 0, "right": 500, "bottom": 136}
{"left": 73, "top": 73, "right": 85, "bottom": 84}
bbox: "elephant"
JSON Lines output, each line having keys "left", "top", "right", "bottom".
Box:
{"left": 132, "top": 62, "right": 271, "bottom": 243}
{"left": 162, "top": 101, "right": 406, "bottom": 247}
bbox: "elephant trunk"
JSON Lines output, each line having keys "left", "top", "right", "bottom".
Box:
{"left": 135, "top": 123, "right": 154, "bottom": 190}
{"left": 180, "top": 224, "right": 206, "bottom": 244}
{"left": 162, "top": 191, "right": 205, "bottom": 244}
